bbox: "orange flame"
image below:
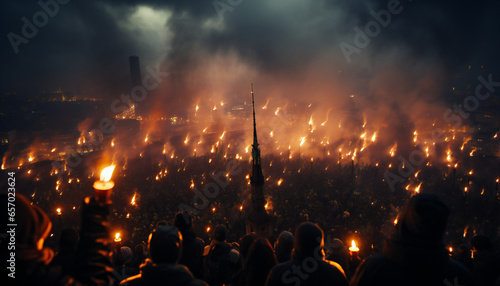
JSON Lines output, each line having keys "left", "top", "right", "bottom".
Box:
{"left": 100, "top": 165, "right": 115, "bottom": 182}
{"left": 349, "top": 240, "right": 359, "bottom": 252}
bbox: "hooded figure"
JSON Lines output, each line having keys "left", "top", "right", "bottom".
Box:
{"left": 350, "top": 193, "right": 473, "bottom": 286}
{"left": 120, "top": 225, "right": 206, "bottom": 286}
{"left": 266, "top": 222, "right": 348, "bottom": 286}
{"left": 0, "top": 193, "right": 113, "bottom": 286}
{"left": 173, "top": 211, "right": 205, "bottom": 279}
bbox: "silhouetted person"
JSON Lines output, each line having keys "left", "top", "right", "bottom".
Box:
{"left": 113, "top": 246, "right": 138, "bottom": 284}
{"left": 174, "top": 211, "right": 205, "bottom": 279}
{"left": 350, "top": 193, "right": 473, "bottom": 286}
{"left": 239, "top": 233, "right": 257, "bottom": 266}
{"left": 132, "top": 243, "right": 147, "bottom": 270}
{"left": 120, "top": 225, "right": 207, "bottom": 286}
{"left": 0, "top": 193, "right": 113, "bottom": 285}
{"left": 471, "top": 235, "right": 500, "bottom": 286}
{"left": 326, "top": 238, "right": 350, "bottom": 278}
{"left": 457, "top": 244, "right": 473, "bottom": 272}
{"left": 232, "top": 238, "right": 278, "bottom": 286}
{"left": 51, "top": 228, "right": 79, "bottom": 275}
{"left": 266, "top": 222, "right": 348, "bottom": 286}
{"left": 274, "top": 231, "right": 294, "bottom": 263}
{"left": 203, "top": 225, "right": 240, "bottom": 286}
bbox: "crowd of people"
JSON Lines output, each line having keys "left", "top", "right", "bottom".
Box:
{"left": 2, "top": 191, "right": 499, "bottom": 286}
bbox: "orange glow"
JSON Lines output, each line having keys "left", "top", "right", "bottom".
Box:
{"left": 389, "top": 143, "right": 397, "bottom": 157}
{"left": 56, "top": 208, "right": 61, "bottom": 215}
{"left": 206, "top": 227, "right": 211, "bottom": 232}
{"left": 131, "top": 193, "right": 137, "bottom": 205}
{"left": 115, "top": 233, "right": 121, "bottom": 242}
{"left": 349, "top": 240, "right": 359, "bottom": 252}
{"left": 300, "top": 137, "right": 306, "bottom": 146}
{"left": 393, "top": 218, "right": 398, "bottom": 225}
{"left": 100, "top": 166, "right": 115, "bottom": 182}
{"left": 415, "top": 182, "right": 422, "bottom": 193}
{"left": 277, "top": 178, "right": 283, "bottom": 186}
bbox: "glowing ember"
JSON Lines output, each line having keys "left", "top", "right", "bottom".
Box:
{"left": 206, "top": 227, "right": 211, "bottom": 232}
{"left": 144, "top": 134, "right": 148, "bottom": 143}
{"left": 56, "top": 208, "right": 61, "bottom": 215}
{"left": 131, "top": 193, "right": 137, "bottom": 205}
{"left": 349, "top": 240, "right": 359, "bottom": 252}
{"left": 393, "top": 218, "right": 398, "bottom": 225}
{"left": 212, "top": 207, "right": 216, "bottom": 212}
{"left": 277, "top": 178, "right": 283, "bottom": 186}
{"left": 463, "top": 226, "right": 468, "bottom": 237}
{"left": 220, "top": 131, "right": 226, "bottom": 140}
{"left": 28, "top": 154, "right": 34, "bottom": 162}
{"left": 51, "top": 148, "right": 56, "bottom": 152}
{"left": 414, "top": 170, "right": 420, "bottom": 178}
{"left": 239, "top": 205, "right": 243, "bottom": 211}
{"left": 115, "top": 233, "right": 121, "bottom": 242}
{"left": 371, "top": 132, "right": 377, "bottom": 142}
{"left": 184, "top": 134, "right": 189, "bottom": 144}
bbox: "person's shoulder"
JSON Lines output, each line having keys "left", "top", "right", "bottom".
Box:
{"left": 119, "top": 273, "right": 143, "bottom": 286}
{"left": 324, "top": 259, "right": 347, "bottom": 277}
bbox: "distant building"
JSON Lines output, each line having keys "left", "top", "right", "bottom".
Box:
{"left": 129, "top": 56, "right": 142, "bottom": 87}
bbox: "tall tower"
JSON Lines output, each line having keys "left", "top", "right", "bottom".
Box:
{"left": 246, "top": 84, "right": 271, "bottom": 237}
{"left": 129, "top": 56, "right": 142, "bottom": 87}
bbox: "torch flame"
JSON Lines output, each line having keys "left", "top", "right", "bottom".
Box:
{"left": 131, "top": 193, "right": 136, "bottom": 205}
{"left": 262, "top": 98, "right": 270, "bottom": 110}
{"left": 100, "top": 165, "right": 115, "bottom": 182}
{"left": 415, "top": 182, "right": 422, "bottom": 193}
{"left": 300, "top": 137, "right": 306, "bottom": 146}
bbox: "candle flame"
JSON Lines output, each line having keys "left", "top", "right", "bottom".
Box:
{"left": 56, "top": 208, "right": 61, "bottom": 215}
{"left": 115, "top": 232, "right": 121, "bottom": 242}
{"left": 100, "top": 165, "right": 115, "bottom": 182}
{"left": 349, "top": 240, "right": 359, "bottom": 252}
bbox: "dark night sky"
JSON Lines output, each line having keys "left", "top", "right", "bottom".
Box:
{"left": 1, "top": 0, "right": 499, "bottom": 100}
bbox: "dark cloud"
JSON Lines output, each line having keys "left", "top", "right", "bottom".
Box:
{"left": 1, "top": 0, "right": 499, "bottom": 99}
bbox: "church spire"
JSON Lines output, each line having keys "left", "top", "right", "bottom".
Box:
{"left": 250, "top": 83, "right": 264, "bottom": 188}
